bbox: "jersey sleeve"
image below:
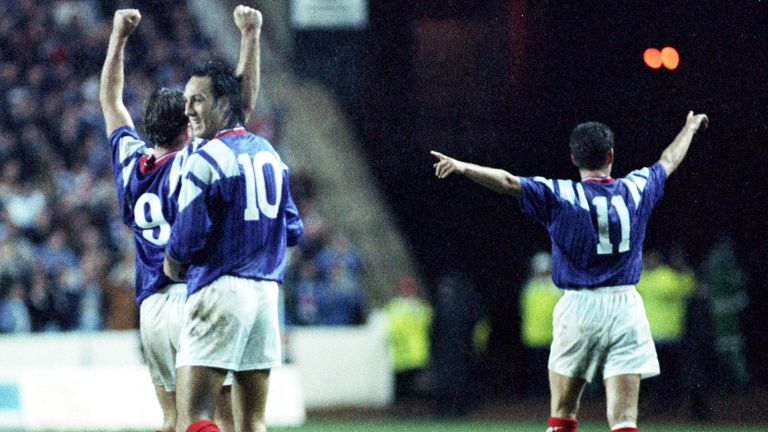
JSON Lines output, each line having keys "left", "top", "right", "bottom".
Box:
{"left": 283, "top": 171, "right": 304, "bottom": 247}
{"left": 166, "top": 152, "right": 217, "bottom": 263}
{"left": 623, "top": 163, "right": 667, "bottom": 211}
{"left": 519, "top": 176, "right": 558, "bottom": 226}
{"left": 108, "top": 126, "right": 149, "bottom": 220}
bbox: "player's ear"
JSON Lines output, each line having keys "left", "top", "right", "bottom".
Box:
{"left": 606, "top": 148, "right": 614, "bottom": 165}
{"left": 571, "top": 154, "right": 578, "bottom": 167}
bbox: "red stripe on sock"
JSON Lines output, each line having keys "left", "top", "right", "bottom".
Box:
{"left": 186, "top": 419, "right": 220, "bottom": 432}
{"left": 611, "top": 428, "right": 638, "bottom": 432}
{"left": 547, "top": 416, "right": 578, "bottom": 431}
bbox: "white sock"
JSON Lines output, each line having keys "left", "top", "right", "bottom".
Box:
{"left": 611, "top": 421, "right": 637, "bottom": 430}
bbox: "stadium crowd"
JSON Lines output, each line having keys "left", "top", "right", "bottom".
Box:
{"left": 0, "top": 0, "right": 367, "bottom": 333}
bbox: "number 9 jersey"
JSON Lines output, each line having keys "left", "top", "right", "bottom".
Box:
{"left": 519, "top": 163, "right": 667, "bottom": 289}
{"left": 167, "top": 127, "right": 304, "bottom": 296}
{"left": 109, "top": 126, "right": 199, "bottom": 304}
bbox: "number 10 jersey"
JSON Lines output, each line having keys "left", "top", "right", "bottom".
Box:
{"left": 519, "top": 163, "right": 667, "bottom": 289}
{"left": 167, "top": 127, "right": 304, "bottom": 296}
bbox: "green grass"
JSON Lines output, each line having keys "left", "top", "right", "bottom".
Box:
{"left": 18, "top": 420, "right": 763, "bottom": 432}
{"left": 269, "top": 420, "right": 768, "bottom": 432}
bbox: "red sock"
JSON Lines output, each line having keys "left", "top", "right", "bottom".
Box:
{"left": 186, "top": 419, "right": 220, "bottom": 432}
{"left": 612, "top": 428, "right": 638, "bottom": 432}
{"left": 547, "top": 416, "right": 578, "bottom": 431}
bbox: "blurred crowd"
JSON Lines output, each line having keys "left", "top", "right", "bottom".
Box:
{"left": 0, "top": 0, "right": 368, "bottom": 333}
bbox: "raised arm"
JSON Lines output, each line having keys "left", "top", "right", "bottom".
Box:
{"left": 658, "top": 111, "right": 709, "bottom": 177}
{"left": 99, "top": 9, "right": 141, "bottom": 135}
{"left": 233, "top": 5, "right": 262, "bottom": 122}
{"left": 431, "top": 151, "right": 522, "bottom": 197}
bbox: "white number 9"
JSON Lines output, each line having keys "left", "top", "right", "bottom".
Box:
{"left": 134, "top": 193, "right": 170, "bottom": 245}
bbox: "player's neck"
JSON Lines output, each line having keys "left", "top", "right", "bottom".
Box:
{"left": 153, "top": 140, "right": 185, "bottom": 159}
{"left": 579, "top": 165, "right": 612, "bottom": 181}
{"left": 153, "top": 147, "right": 175, "bottom": 159}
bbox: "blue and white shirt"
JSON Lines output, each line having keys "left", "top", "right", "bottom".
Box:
{"left": 167, "top": 127, "right": 304, "bottom": 296}
{"left": 109, "top": 126, "right": 199, "bottom": 304}
{"left": 519, "top": 163, "right": 667, "bottom": 289}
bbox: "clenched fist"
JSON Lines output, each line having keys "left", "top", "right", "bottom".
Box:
{"left": 234, "top": 5, "right": 262, "bottom": 35}
{"left": 684, "top": 111, "right": 709, "bottom": 133}
{"left": 113, "top": 9, "right": 141, "bottom": 37}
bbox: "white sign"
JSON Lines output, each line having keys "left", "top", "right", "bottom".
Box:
{"left": 291, "top": 0, "right": 368, "bottom": 30}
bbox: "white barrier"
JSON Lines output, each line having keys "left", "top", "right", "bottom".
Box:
{"left": 0, "top": 312, "right": 394, "bottom": 430}
{"left": 290, "top": 311, "right": 394, "bottom": 408}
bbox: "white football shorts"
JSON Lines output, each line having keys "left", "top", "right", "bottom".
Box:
{"left": 176, "top": 275, "right": 282, "bottom": 372}
{"left": 140, "top": 283, "right": 187, "bottom": 391}
{"left": 548, "top": 285, "right": 660, "bottom": 383}
{"left": 140, "top": 283, "right": 232, "bottom": 391}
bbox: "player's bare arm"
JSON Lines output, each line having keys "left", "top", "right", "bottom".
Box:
{"left": 658, "top": 111, "right": 708, "bottom": 177}
{"left": 431, "top": 150, "right": 522, "bottom": 197}
{"left": 234, "top": 5, "right": 262, "bottom": 122}
{"left": 99, "top": 9, "right": 141, "bottom": 134}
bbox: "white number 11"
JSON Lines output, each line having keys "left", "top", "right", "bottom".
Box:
{"left": 593, "top": 195, "right": 630, "bottom": 255}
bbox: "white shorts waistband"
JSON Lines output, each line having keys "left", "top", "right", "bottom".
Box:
{"left": 563, "top": 285, "right": 636, "bottom": 295}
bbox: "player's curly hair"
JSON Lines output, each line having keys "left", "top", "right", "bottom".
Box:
{"left": 143, "top": 88, "right": 187, "bottom": 149}
{"left": 569, "top": 122, "right": 614, "bottom": 170}
{"left": 191, "top": 61, "right": 244, "bottom": 129}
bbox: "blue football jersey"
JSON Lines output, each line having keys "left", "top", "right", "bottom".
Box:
{"left": 519, "top": 163, "right": 667, "bottom": 289}
{"left": 109, "top": 126, "right": 199, "bottom": 304}
{"left": 167, "top": 127, "right": 304, "bottom": 296}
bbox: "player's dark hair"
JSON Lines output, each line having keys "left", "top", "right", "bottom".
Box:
{"left": 143, "top": 88, "right": 187, "bottom": 149}
{"left": 190, "top": 61, "right": 244, "bottom": 128}
{"left": 569, "top": 122, "right": 614, "bottom": 170}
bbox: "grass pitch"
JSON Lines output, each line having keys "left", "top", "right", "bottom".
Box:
{"left": 20, "top": 419, "right": 763, "bottom": 431}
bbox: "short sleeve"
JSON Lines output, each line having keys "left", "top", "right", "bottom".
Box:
{"left": 623, "top": 163, "right": 666, "bottom": 212}
{"left": 520, "top": 176, "right": 557, "bottom": 226}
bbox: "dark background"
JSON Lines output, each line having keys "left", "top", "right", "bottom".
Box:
{"left": 294, "top": 1, "right": 768, "bottom": 393}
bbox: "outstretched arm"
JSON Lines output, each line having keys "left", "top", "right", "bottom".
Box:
{"left": 99, "top": 9, "right": 141, "bottom": 135}
{"left": 658, "top": 111, "right": 708, "bottom": 177}
{"left": 431, "top": 151, "right": 522, "bottom": 197}
{"left": 234, "top": 5, "right": 262, "bottom": 122}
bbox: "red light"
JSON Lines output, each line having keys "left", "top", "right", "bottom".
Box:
{"left": 643, "top": 48, "right": 662, "bottom": 69}
{"left": 661, "top": 47, "right": 680, "bottom": 70}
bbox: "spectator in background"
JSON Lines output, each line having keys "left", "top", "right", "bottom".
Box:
{"left": 384, "top": 276, "right": 433, "bottom": 400}
{"left": 291, "top": 261, "right": 323, "bottom": 325}
{"left": 635, "top": 250, "right": 695, "bottom": 412}
{"left": 0, "top": 281, "right": 32, "bottom": 333}
{"left": 430, "top": 272, "right": 483, "bottom": 418}
{"left": 703, "top": 236, "right": 751, "bottom": 387}
{"left": 316, "top": 232, "right": 364, "bottom": 282}
{"left": 317, "top": 259, "right": 367, "bottom": 326}
{"left": 683, "top": 282, "right": 717, "bottom": 421}
{"left": 519, "top": 251, "right": 561, "bottom": 397}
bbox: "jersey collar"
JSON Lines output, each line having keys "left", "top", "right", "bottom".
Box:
{"left": 583, "top": 176, "right": 615, "bottom": 184}
{"left": 139, "top": 151, "right": 178, "bottom": 174}
{"left": 213, "top": 126, "right": 247, "bottom": 139}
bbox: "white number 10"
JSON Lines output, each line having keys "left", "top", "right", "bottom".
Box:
{"left": 593, "top": 195, "right": 630, "bottom": 255}
{"left": 238, "top": 152, "right": 283, "bottom": 221}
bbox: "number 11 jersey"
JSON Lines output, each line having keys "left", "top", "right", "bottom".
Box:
{"left": 519, "top": 162, "right": 667, "bottom": 289}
